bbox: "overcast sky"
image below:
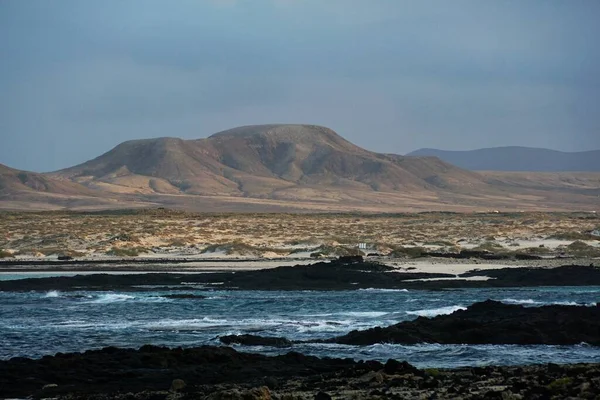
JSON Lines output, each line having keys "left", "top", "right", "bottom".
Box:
{"left": 1, "top": 0, "right": 599, "bottom": 172}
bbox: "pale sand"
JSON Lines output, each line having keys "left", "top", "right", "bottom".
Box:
{"left": 1, "top": 256, "right": 597, "bottom": 275}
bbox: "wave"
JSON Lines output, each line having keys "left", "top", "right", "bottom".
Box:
{"left": 143, "top": 316, "right": 363, "bottom": 334}
{"left": 501, "top": 298, "right": 541, "bottom": 305}
{"left": 501, "top": 298, "right": 597, "bottom": 307}
{"left": 305, "top": 311, "right": 389, "bottom": 318}
{"left": 88, "top": 294, "right": 136, "bottom": 304}
{"left": 51, "top": 320, "right": 134, "bottom": 330}
{"left": 406, "top": 305, "right": 466, "bottom": 317}
{"left": 44, "top": 290, "right": 62, "bottom": 298}
{"left": 358, "top": 288, "right": 409, "bottom": 292}
{"left": 337, "top": 311, "right": 389, "bottom": 317}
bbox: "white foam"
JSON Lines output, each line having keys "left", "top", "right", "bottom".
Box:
{"left": 552, "top": 301, "right": 597, "bottom": 307}
{"left": 337, "top": 311, "right": 389, "bottom": 317}
{"left": 51, "top": 320, "right": 134, "bottom": 329}
{"left": 358, "top": 288, "right": 409, "bottom": 292}
{"left": 301, "top": 311, "right": 389, "bottom": 318}
{"left": 406, "top": 305, "right": 466, "bottom": 317}
{"left": 501, "top": 298, "right": 541, "bottom": 305}
{"left": 88, "top": 293, "right": 135, "bottom": 304}
{"left": 44, "top": 290, "right": 62, "bottom": 298}
{"left": 501, "top": 299, "right": 597, "bottom": 307}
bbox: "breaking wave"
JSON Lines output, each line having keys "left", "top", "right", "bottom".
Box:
{"left": 406, "top": 305, "right": 466, "bottom": 317}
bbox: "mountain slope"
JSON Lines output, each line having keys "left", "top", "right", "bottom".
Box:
{"left": 0, "top": 163, "right": 96, "bottom": 196}
{"left": 0, "top": 163, "right": 135, "bottom": 210}
{"left": 53, "top": 124, "right": 486, "bottom": 198}
{"left": 3, "top": 125, "right": 597, "bottom": 212}
{"left": 407, "top": 147, "right": 600, "bottom": 172}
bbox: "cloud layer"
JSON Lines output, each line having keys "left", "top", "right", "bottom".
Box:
{"left": 1, "top": 0, "right": 599, "bottom": 171}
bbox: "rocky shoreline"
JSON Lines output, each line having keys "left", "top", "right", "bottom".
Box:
{"left": 1, "top": 259, "right": 599, "bottom": 292}
{"left": 216, "top": 300, "right": 600, "bottom": 347}
{"left": 328, "top": 300, "right": 600, "bottom": 346}
{"left": 2, "top": 345, "right": 599, "bottom": 399}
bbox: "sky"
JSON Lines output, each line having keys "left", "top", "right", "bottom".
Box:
{"left": 1, "top": 0, "right": 599, "bottom": 172}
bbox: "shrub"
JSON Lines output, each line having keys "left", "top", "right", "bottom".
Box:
{"left": 0, "top": 249, "right": 14, "bottom": 258}
{"left": 168, "top": 240, "right": 188, "bottom": 247}
{"left": 312, "top": 245, "right": 364, "bottom": 257}
{"left": 471, "top": 241, "right": 505, "bottom": 253}
{"left": 547, "top": 377, "right": 573, "bottom": 391}
{"left": 549, "top": 232, "right": 596, "bottom": 241}
{"left": 389, "top": 246, "right": 426, "bottom": 258}
{"left": 424, "top": 368, "right": 441, "bottom": 377}
{"left": 564, "top": 241, "right": 600, "bottom": 257}
{"left": 106, "top": 247, "right": 149, "bottom": 257}
{"left": 518, "top": 246, "right": 552, "bottom": 255}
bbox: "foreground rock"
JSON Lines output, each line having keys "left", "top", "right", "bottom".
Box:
{"left": 1, "top": 345, "right": 599, "bottom": 399}
{"left": 330, "top": 300, "right": 600, "bottom": 345}
{"left": 0, "top": 345, "right": 374, "bottom": 398}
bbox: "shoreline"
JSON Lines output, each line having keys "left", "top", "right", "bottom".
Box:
{"left": 0, "top": 255, "right": 597, "bottom": 275}
{"left": 1, "top": 259, "right": 599, "bottom": 291}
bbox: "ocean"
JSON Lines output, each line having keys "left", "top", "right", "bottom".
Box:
{"left": 1, "top": 273, "right": 598, "bottom": 368}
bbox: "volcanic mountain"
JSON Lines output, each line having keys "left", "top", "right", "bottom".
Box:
{"left": 51, "top": 124, "right": 485, "bottom": 200}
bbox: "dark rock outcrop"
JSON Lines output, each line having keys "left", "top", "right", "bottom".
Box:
{"left": 1, "top": 345, "right": 599, "bottom": 399}
{"left": 330, "top": 300, "right": 600, "bottom": 345}
{"left": 1, "top": 263, "right": 600, "bottom": 292}
{"left": 0, "top": 345, "right": 378, "bottom": 398}
{"left": 219, "top": 334, "right": 293, "bottom": 347}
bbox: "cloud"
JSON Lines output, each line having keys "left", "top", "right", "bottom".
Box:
{"left": 1, "top": 0, "right": 599, "bottom": 172}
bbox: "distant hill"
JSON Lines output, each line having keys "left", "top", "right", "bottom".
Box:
{"left": 52, "top": 124, "right": 485, "bottom": 198}
{"left": 407, "top": 147, "right": 600, "bottom": 172}
{"left": 1, "top": 125, "right": 598, "bottom": 212}
{"left": 0, "top": 163, "right": 132, "bottom": 210}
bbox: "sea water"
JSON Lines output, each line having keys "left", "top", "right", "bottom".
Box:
{"left": 1, "top": 275, "right": 599, "bottom": 368}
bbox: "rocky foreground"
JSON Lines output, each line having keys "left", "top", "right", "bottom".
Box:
{"left": 1, "top": 345, "right": 599, "bottom": 400}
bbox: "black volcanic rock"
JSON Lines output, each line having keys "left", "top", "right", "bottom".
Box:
{"left": 329, "top": 300, "right": 600, "bottom": 346}
{"left": 219, "top": 334, "right": 293, "bottom": 347}
{"left": 0, "top": 345, "right": 379, "bottom": 398}
{"left": 2, "top": 263, "right": 600, "bottom": 292}
{"left": 1, "top": 345, "right": 600, "bottom": 399}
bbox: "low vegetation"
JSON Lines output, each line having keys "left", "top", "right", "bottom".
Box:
{"left": 0, "top": 249, "right": 14, "bottom": 258}
{"left": 106, "top": 247, "right": 150, "bottom": 257}
{"left": 0, "top": 210, "right": 598, "bottom": 260}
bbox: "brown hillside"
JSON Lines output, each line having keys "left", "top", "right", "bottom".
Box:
{"left": 2, "top": 125, "right": 597, "bottom": 212}
{"left": 52, "top": 124, "right": 486, "bottom": 198}
{"left": 0, "top": 163, "right": 143, "bottom": 211}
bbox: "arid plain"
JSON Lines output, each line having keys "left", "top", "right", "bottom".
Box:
{"left": 1, "top": 210, "right": 599, "bottom": 271}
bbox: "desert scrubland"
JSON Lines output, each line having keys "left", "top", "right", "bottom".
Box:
{"left": 1, "top": 209, "right": 598, "bottom": 263}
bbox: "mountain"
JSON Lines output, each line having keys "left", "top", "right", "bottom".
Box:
{"left": 407, "top": 147, "right": 600, "bottom": 172}
{"left": 1, "top": 125, "right": 598, "bottom": 212}
{"left": 52, "top": 124, "right": 486, "bottom": 199}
